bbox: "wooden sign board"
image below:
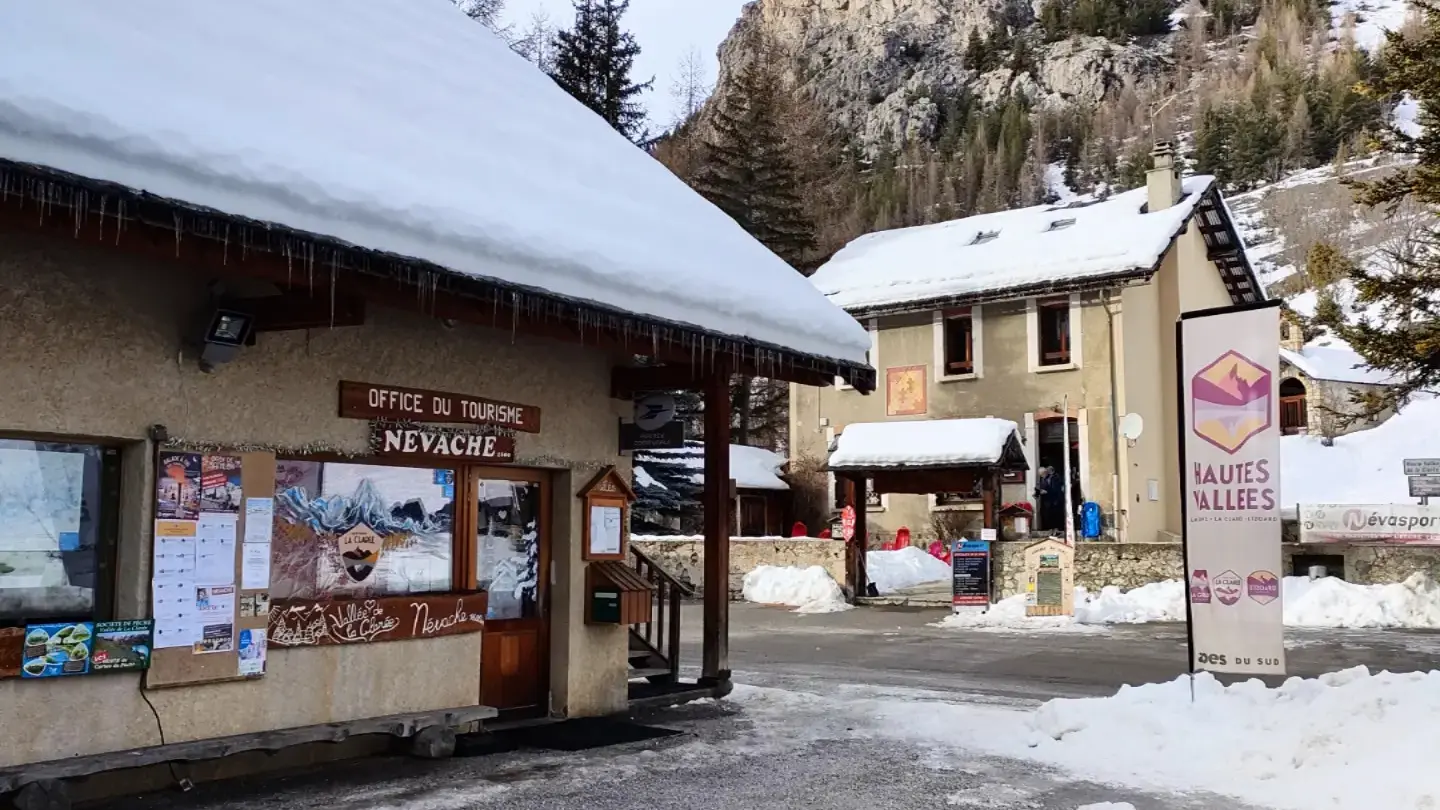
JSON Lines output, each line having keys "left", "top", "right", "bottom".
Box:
{"left": 1023, "top": 538, "right": 1075, "bottom": 617}
{"left": 371, "top": 424, "right": 516, "bottom": 464}
{"left": 339, "top": 381, "right": 541, "bottom": 433}
{"left": 268, "top": 593, "right": 488, "bottom": 648}
{"left": 580, "top": 467, "right": 635, "bottom": 561}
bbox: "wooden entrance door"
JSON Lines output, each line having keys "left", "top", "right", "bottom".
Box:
{"left": 473, "top": 467, "right": 550, "bottom": 716}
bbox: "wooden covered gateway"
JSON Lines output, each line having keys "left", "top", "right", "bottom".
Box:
{"left": 827, "top": 418, "right": 1028, "bottom": 597}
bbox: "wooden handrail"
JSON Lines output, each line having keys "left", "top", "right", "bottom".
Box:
{"left": 630, "top": 546, "right": 696, "bottom": 597}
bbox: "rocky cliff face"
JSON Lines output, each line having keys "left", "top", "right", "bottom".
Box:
{"left": 717, "top": 0, "right": 1165, "bottom": 149}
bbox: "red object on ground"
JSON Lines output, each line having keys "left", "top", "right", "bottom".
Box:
{"left": 893, "top": 526, "right": 911, "bottom": 550}
{"left": 817, "top": 528, "right": 832, "bottom": 539}
{"left": 928, "top": 540, "right": 951, "bottom": 564}
{"left": 790, "top": 521, "right": 807, "bottom": 538}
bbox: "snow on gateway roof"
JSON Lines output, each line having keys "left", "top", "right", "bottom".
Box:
{"left": 829, "top": 418, "right": 1021, "bottom": 469}
{"left": 0, "top": 1, "right": 870, "bottom": 366}
{"left": 1280, "top": 337, "right": 1393, "bottom": 385}
{"left": 811, "top": 177, "right": 1217, "bottom": 312}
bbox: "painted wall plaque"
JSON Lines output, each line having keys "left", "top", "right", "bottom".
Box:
{"left": 268, "top": 593, "right": 489, "bottom": 648}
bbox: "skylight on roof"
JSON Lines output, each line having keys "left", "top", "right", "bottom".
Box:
{"left": 1047, "top": 218, "right": 1076, "bottom": 231}
{"left": 971, "top": 230, "right": 1000, "bottom": 245}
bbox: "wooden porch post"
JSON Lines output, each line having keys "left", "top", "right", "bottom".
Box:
{"left": 701, "top": 370, "right": 731, "bottom": 684}
{"left": 982, "top": 471, "right": 997, "bottom": 531}
{"left": 843, "top": 475, "right": 869, "bottom": 599}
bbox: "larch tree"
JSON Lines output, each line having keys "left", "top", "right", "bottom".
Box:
{"left": 1319, "top": 1, "right": 1440, "bottom": 416}
{"left": 549, "top": 0, "right": 653, "bottom": 143}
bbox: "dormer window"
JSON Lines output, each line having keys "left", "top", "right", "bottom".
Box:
{"left": 1048, "top": 218, "right": 1076, "bottom": 231}
{"left": 971, "top": 230, "right": 1000, "bottom": 245}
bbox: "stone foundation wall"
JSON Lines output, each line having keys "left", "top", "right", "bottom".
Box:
{"left": 1281, "top": 543, "right": 1440, "bottom": 582}
{"left": 990, "top": 542, "right": 1185, "bottom": 598}
{"left": 631, "top": 537, "right": 846, "bottom": 599}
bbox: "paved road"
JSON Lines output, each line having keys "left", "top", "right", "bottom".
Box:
{"left": 681, "top": 602, "right": 1440, "bottom": 700}
{"left": 89, "top": 604, "right": 1439, "bottom": 810}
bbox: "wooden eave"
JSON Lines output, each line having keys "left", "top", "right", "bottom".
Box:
{"left": 0, "top": 159, "right": 876, "bottom": 393}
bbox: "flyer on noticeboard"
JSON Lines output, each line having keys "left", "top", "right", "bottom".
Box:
{"left": 1180, "top": 303, "right": 1285, "bottom": 677}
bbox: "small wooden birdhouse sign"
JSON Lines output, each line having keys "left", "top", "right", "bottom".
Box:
{"left": 579, "top": 466, "right": 635, "bottom": 561}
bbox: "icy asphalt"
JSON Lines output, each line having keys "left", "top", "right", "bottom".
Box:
{"left": 91, "top": 604, "right": 1439, "bottom": 810}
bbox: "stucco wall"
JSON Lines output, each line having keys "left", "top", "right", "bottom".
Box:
{"left": 0, "top": 231, "right": 632, "bottom": 766}
{"left": 631, "top": 538, "right": 845, "bottom": 599}
{"left": 791, "top": 296, "right": 1120, "bottom": 543}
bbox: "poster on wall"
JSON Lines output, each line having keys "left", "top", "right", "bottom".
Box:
{"left": 156, "top": 452, "right": 201, "bottom": 520}
{"left": 237, "top": 628, "right": 267, "bottom": 676}
{"left": 20, "top": 621, "right": 93, "bottom": 678}
{"left": 200, "top": 455, "right": 243, "bottom": 513}
{"left": 90, "top": 620, "right": 154, "bottom": 672}
{"left": 1179, "top": 302, "right": 1285, "bottom": 676}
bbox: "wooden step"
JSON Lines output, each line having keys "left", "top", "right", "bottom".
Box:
{"left": 627, "top": 667, "right": 672, "bottom": 680}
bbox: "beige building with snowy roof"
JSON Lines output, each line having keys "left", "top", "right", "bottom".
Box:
{"left": 792, "top": 144, "right": 1266, "bottom": 548}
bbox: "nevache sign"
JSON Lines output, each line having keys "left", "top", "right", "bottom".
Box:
{"left": 371, "top": 424, "right": 516, "bottom": 463}
{"left": 1179, "top": 301, "right": 1286, "bottom": 677}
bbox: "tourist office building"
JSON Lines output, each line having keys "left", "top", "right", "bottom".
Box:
{"left": 0, "top": 4, "right": 874, "bottom": 792}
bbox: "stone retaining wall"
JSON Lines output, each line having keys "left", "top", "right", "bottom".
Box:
{"left": 991, "top": 542, "right": 1185, "bottom": 598}
{"left": 631, "top": 537, "right": 845, "bottom": 600}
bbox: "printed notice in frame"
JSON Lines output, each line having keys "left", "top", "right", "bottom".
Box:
{"left": 243, "top": 498, "right": 274, "bottom": 545}
{"left": 588, "top": 504, "right": 623, "bottom": 557}
{"left": 241, "top": 542, "right": 271, "bottom": 589}
{"left": 195, "top": 513, "right": 238, "bottom": 585}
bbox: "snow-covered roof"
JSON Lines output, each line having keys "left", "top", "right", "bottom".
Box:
{"left": 829, "top": 418, "right": 1023, "bottom": 470}
{"left": 634, "top": 443, "right": 789, "bottom": 490}
{"left": 1280, "top": 337, "right": 1393, "bottom": 385}
{"left": 810, "top": 176, "right": 1243, "bottom": 313}
{"left": 1281, "top": 395, "right": 1440, "bottom": 512}
{"left": 0, "top": 1, "right": 870, "bottom": 368}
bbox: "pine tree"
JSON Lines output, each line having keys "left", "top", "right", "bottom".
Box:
{"left": 549, "top": 0, "right": 653, "bottom": 143}
{"left": 690, "top": 36, "right": 817, "bottom": 269}
{"left": 1318, "top": 1, "right": 1440, "bottom": 416}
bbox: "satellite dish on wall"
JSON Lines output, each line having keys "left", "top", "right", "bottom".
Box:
{"left": 1120, "top": 413, "right": 1145, "bottom": 442}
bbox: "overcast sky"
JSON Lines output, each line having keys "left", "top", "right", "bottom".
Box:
{"left": 500, "top": 0, "right": 749, "bottom": 128}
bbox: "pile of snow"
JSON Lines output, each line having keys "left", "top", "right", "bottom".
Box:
{"left": 1286, "top": 572, "right": 1440, "bottom": 628}
{"left": 1014, "top": 666, "right": 1440, "bottom": 810}
{"left": 742, "top": 565, "right": 852, "bottom": 614}
{"left": 0, "top": 3, "right": 869, "bottom": 365}
{"left": 866, "top": 547, "right": 951, "bottom": 594}
{"left": 1281, "top": 395, "right": 1440, "bottom": 509}
{"left": 829, "top": 418, "right": 1020, "bottom": 469}
{"left": 1331, "top": 0, "right": 1414, "bottom": 52}
{"left": 935, "top": 581, "right": 1185, "bottom": 632}
{"left": 810, "top": 176, "right": 1217, "bottom": 311}
{"left": 934, "top": 573, "right": 1440, "bottom": 631}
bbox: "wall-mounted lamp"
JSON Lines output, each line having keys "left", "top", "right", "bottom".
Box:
{"left": 198, "top": 308, "right": 254, "bottom": 373}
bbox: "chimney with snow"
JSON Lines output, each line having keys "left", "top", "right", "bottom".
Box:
{"left": 1147, "top": 141, "right": 1181, "bottom": 211}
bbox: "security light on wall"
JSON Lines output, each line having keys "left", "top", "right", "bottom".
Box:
{"left": 198, "top": 307, "right": 254, "bottom": 373}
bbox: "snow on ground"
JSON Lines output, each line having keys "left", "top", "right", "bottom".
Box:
{"left": 742, "top": 565, "right": 853, "bottom": 613}
{"left": 829, "top": 418, "right": 1021, "bottom": 469}
{"left": 1076, "top": 804, "right": 1136, "bottom": 810}
{"left": 1281, "top": 395, "right": 1440, "bottom": 508}
{"left": 934, "top": 573, "right": 1440, "bottom": 631}
{"left": 866, "top": 547, "right": 952, "bottom": 594}
{"left": 1044, "top": 162, "right": 1079, "bottom": 202}
{"left": 1393, "top": 92, "right": 1423, "bottom": 139}
{"left": 729, "top": 664, "right": 1440, "bottom": 810}
{"left": 1286, "top": 572, "right": 1440, "bottom": 627}
{"left": 1331, "top": 0, "right": 1413, "bottom": 51}
{"left": 0, "top": 3, "right": 870, "bottom": 364}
